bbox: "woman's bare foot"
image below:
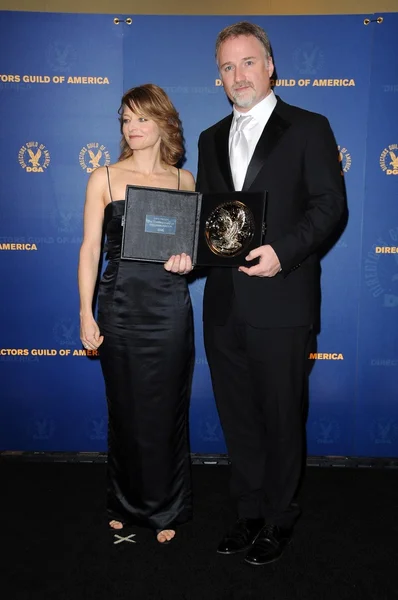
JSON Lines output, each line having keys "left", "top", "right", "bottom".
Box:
{"left": 156, "top": 529, "right": 175, "bottom": 543}
{"left": 109, "top": 520, "right": 123, "bottom": 530}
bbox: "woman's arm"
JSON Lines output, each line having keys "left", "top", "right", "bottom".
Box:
{"left": 78, "top": 167, "right": 107, "bottom": 350}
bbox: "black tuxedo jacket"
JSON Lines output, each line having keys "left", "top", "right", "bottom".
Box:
{"left": 196, "top": 97, "right": 346, "bottom": 328}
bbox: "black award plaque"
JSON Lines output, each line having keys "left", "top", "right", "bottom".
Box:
{"left": 120, "top": 185, "right": 267, "bottom": 267}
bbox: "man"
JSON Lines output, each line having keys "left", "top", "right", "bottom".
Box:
{"left": 195, "top": 22, "right": 345, "bottom": 566}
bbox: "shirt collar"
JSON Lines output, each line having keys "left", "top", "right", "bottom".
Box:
{"left": 232, "top": 90, "right": 277, "bottom": 128}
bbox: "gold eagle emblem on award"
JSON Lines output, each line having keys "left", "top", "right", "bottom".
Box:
{"left": 205, "top": 201, "right": 255, "bottom": 257}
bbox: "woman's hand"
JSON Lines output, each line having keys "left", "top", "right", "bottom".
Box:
{"left": 164, "top": 253, "right": 193, "bottom": 275}
{"left": 80, "top": 314, "right": 104, "bottom": 350}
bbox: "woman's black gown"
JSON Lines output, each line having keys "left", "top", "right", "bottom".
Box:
{"left": 97, "top": 175, "right": 193, "bottom": 531}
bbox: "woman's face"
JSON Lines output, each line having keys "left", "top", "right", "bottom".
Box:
{"left": 122, "top": 104, "right": 161, "bottom": 151}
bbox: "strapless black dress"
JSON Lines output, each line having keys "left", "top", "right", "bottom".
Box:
{"left": 97, "top": 200, "right": 193, "bottom": 530}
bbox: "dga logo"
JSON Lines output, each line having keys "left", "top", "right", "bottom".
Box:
{"left": 52, "top": 207, "right": 81, "bottom": 234}
{"left": 313, "top": 418, "right": 340, "bottom": 445}
{"left": 85, "top": 416, "right": 107, "bottom": 441}
{"left": 338, "top": 145, "right": 352, "bottom": 174}
{"left": 53, "top": 318, "right": 79, "bottom": 346}
{"left": 46, "top": 41, "right": 77, "bottom": 72}
{"left": 370, "top": 418, "right": 398, "bottom": 445}
{"left": 198, "top": 414, "right": 223, "bottom": 443}
{"left": 379, "top": 144, "right": 398, "bottom": 175}
{"left": 293, "top": 43, "right": 325, "bottom": 75}
{"left": 28, "top": 416, "right": 55, "bottom": 440}
{"left": 19, "top": 141, "right": 50, "bottom": 173}
{"left": 57, "top": 209, "right": 81, "bottom": 234}
{"left": 79, "top": 143, "right": 111, "bottom": 173}
{"left": 364, "top": 226, "right": 398, "bottom": 307}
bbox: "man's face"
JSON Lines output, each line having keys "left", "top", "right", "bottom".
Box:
{"left": 217, "top": 34, "right": 274, "bottom": 112}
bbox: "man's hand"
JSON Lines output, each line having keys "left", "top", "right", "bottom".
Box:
{"left": 238, "top": 244, "right": 281, "bottom": 277}
{"left": 164, "top": 253, "right": 193, "bottom": 275}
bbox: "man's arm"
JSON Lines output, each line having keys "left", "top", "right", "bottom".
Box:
{"left": 270, "top": 115, "right": 346, "bottom": 275}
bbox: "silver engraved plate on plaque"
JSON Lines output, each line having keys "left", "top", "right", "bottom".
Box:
{"left": 204, "top": 200, "right": 255, "bottom": 257}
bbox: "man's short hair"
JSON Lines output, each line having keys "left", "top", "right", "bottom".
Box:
{"left": 215, "top": 21, "right": 272, "bottom": 63}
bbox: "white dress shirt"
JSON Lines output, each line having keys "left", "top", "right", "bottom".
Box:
{"left": 229, "top": 91, "right": 277, "bottom": 176}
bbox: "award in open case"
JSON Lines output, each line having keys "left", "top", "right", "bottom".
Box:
{"left": 120, "top": 185, "right": 267, "bottom": 267}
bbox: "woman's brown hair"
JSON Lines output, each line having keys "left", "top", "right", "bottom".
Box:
{"left": 118, "top": 83, "right": 183, "bottom": 166}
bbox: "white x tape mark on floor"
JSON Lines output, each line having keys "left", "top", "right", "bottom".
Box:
{"left": 113, "top": 533, "right": 137, "bottom": 545}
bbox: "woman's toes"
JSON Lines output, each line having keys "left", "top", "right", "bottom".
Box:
{"left": 109, "top": 520, "right": 123, "bottom": 530}
{"left": 157, "top": 529, "right": 175, "bottom": 543}
{"left": 157, "top": 530, "right": 167, "bottom": 543}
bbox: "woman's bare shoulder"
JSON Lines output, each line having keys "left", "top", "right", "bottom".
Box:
{"left": 85, "top": 166, "right": 110, "bottom": 207}
{"left": 179, "top": 168, "right": 195, "bottom": 191}
{"left": 88, "top": 162, "right": 123, "bottom": 190}
{"left": 87, "top": 165, "right": 109, "bottom": 184}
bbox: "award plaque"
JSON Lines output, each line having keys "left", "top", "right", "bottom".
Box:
{"left": 204, "top": 201, "right": 256, "bottom": 258}
{"left": 121, "top": 185, "right": 267, "bottom": 267}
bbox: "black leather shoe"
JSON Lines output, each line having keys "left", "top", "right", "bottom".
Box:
{"left": 244, "top": 524, "right": 293, "bottom": 565}
{"left": 217, "top": 518, "right": 264, "bottom": 555}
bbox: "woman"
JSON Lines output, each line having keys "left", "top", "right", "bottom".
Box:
{"left": 78, "top": 84, "right": 195, "bottom": 544}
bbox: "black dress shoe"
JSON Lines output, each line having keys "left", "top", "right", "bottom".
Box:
{"left": 244, "top": 524, "right": 293, "bottom": 565}
{"left": 217, "top": 518, "right": 264, "bottom": 555}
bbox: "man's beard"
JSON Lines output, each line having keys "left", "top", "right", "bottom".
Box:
{"left": 232, "top": 85, "right": 256, "bottom": 108}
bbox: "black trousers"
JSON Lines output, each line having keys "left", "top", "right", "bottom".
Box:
{"left": 204, "top": 298, "right": 311, "bottom": 528}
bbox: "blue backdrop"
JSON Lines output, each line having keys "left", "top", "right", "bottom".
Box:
{"left": 0, "top": 12, "right": 397, "bottom": 456}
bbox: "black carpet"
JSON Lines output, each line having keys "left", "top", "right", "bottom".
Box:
{"left": 2, "top": 462, "right": 398, "bottom": 600}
